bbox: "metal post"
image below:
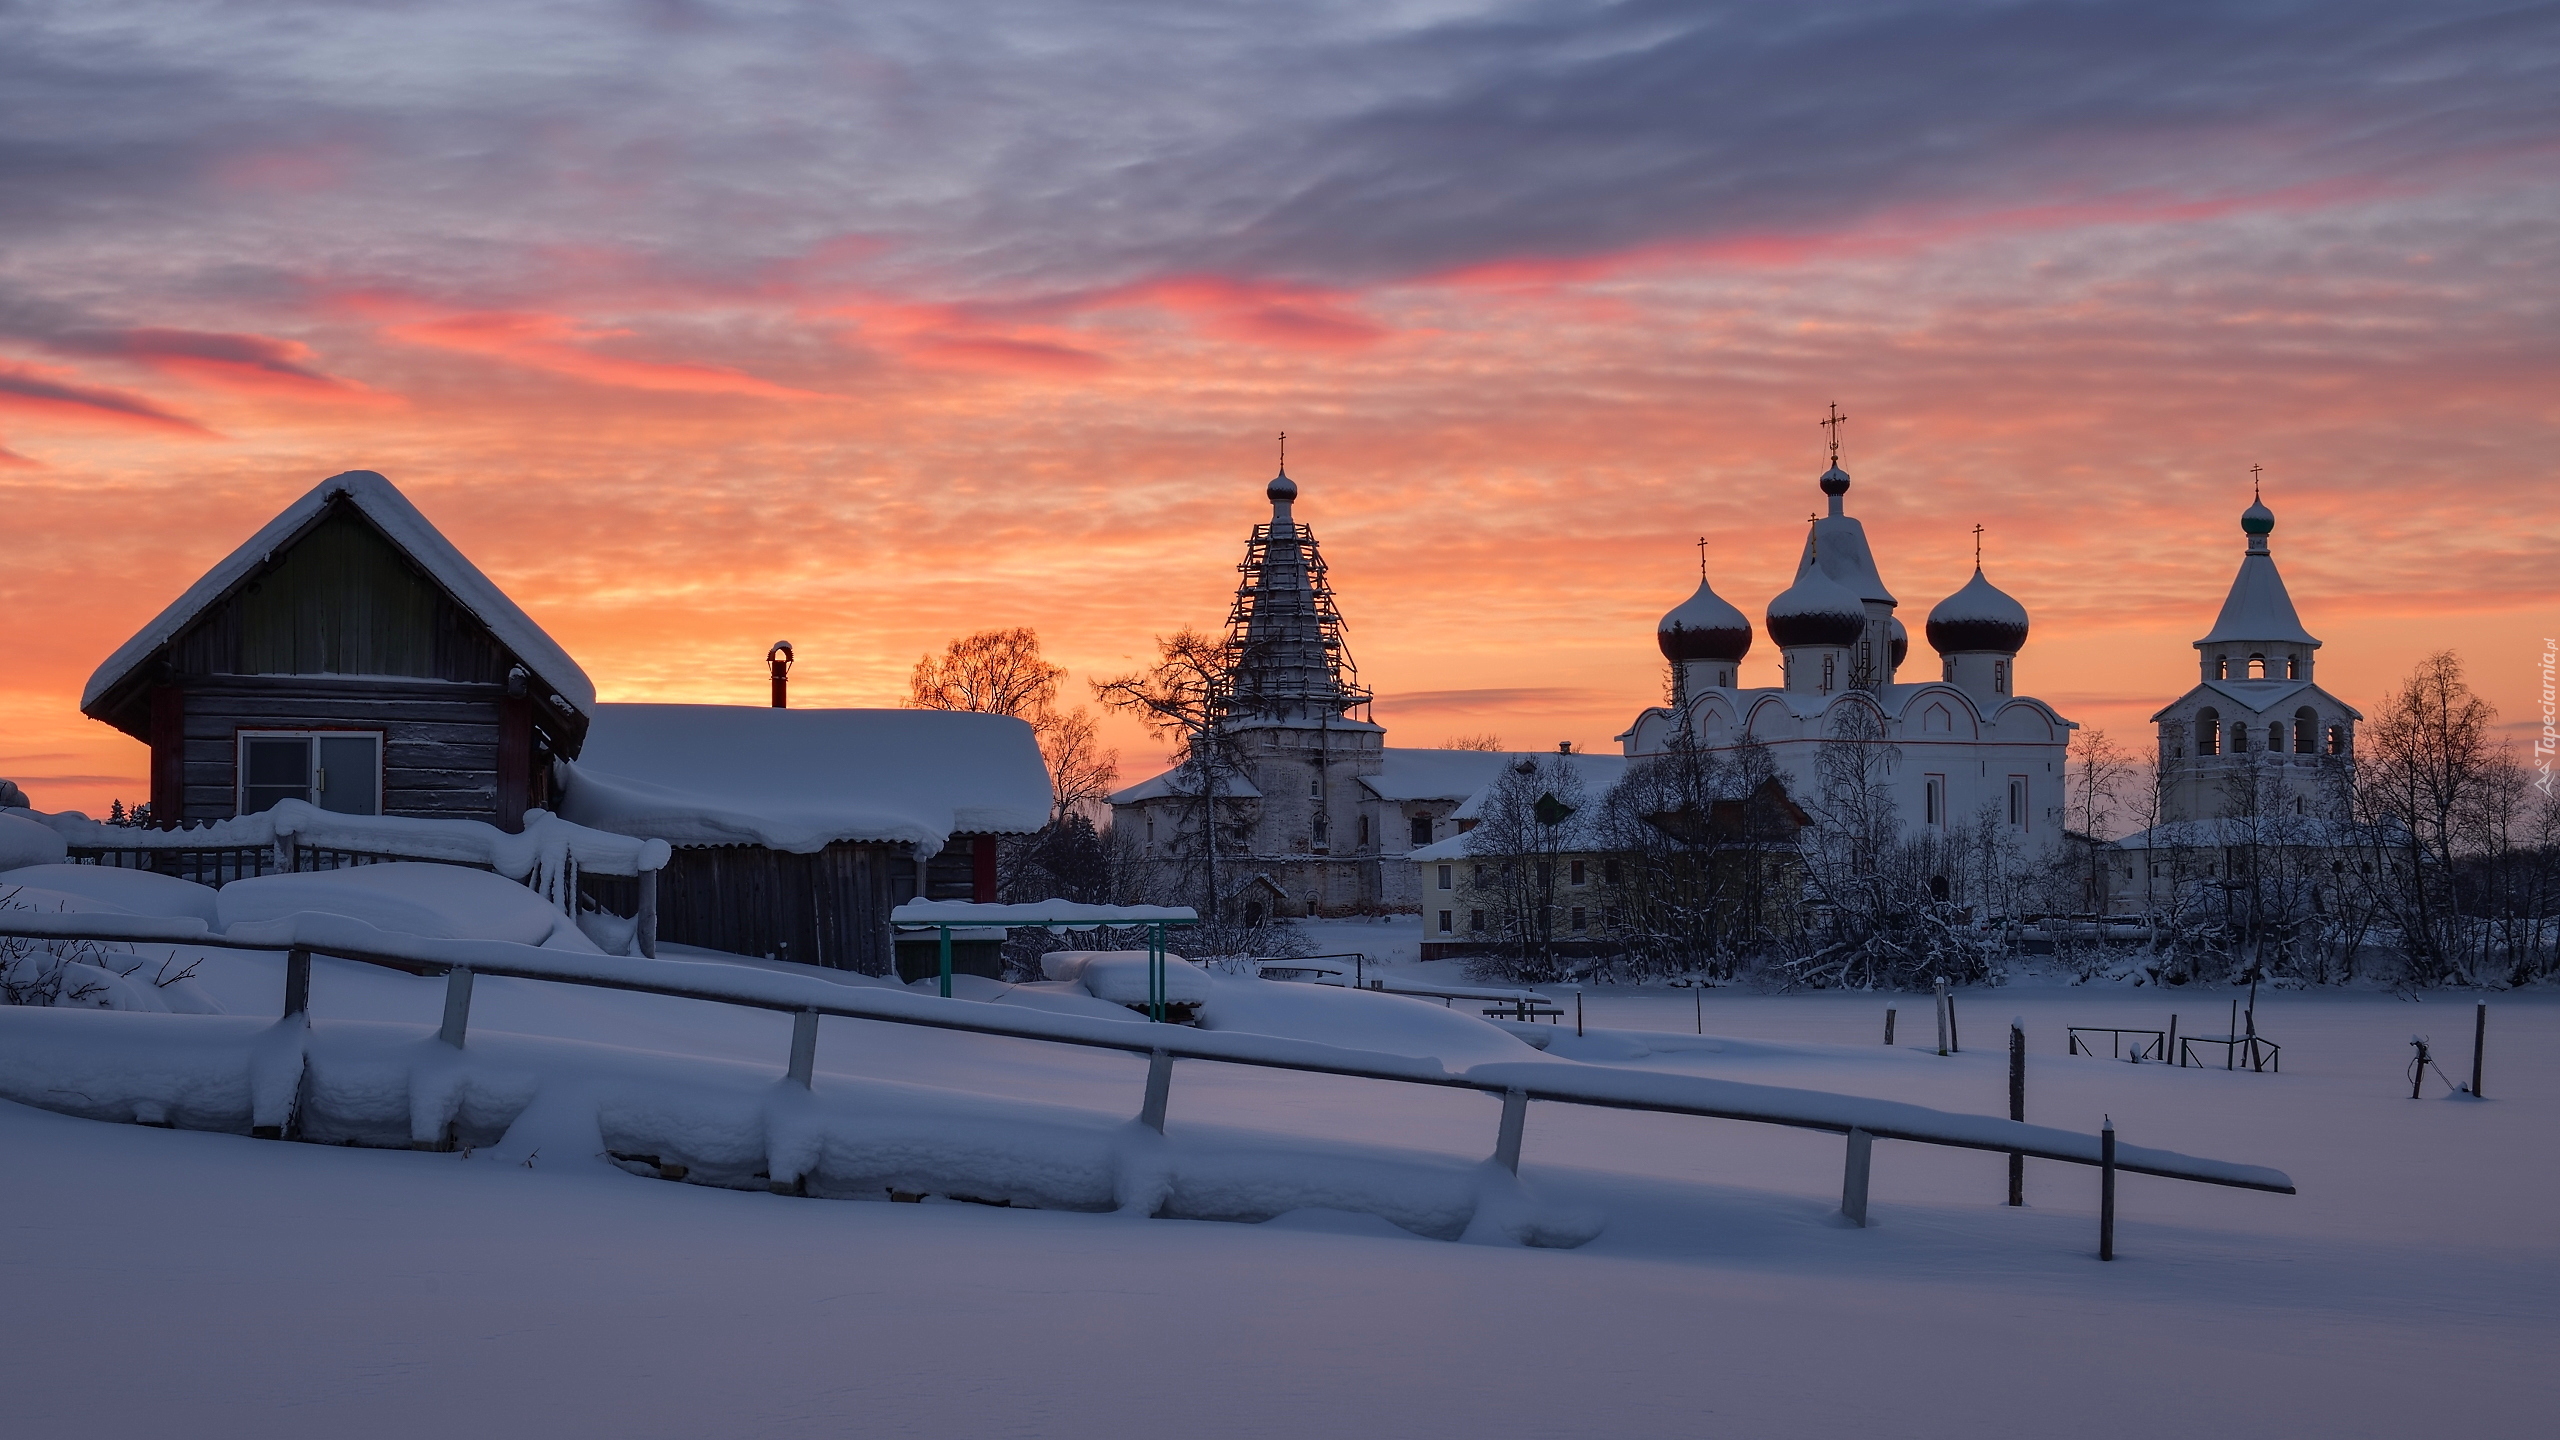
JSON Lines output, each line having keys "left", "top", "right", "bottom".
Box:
{"left": 1840, "top": 1126, "right": 1873, "bottom": 1227}
{"left": 1139, "top": 1048, "right": 1173, "bottom": 1132}
{"left": 2471, "top": 1002, "right": 2485, "bottom": 1098}
{"left": 1948, "top": 992, "right": 1960, "bottom": 1054}
{"left": 1149, "top": 923, "right": 1166, "bottom": 1023}
{"left": 1694, "top": 985, "right": 1702, "bottom": 1035}
{"left": 437, "top": 966, "right": 474, "bottom": 1049}
{"left": 1934, "top": 979, "right": 1949, "bottom": 1055}
{"left": 636, "top": 868, "right": 658, "bottom": 960}
{"left": 937, "top": 923, "right": 953, "bottom": 1000}
{"left": 282, "top": 947, "right": 311, "bottom": 1019}
{"left": 787, "top": 1009, "right": 819, "bottom": 1088}
{"left": 1493, "top": 1088, "right": 1528, "bottom": 1173}
{"left": 2008, "top": 1021, "right": 2026, "bottom": 1207}
{"left": 1884, "top": 1007, "right": 1896, "bottom": 1045}
{"left": 1575, "top": 991, "right": 1583, "bottom": 1037}
{"left": 2099, "top": 1117, "right": 2117, "bottom": 1261}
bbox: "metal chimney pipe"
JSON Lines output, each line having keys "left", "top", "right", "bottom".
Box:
{"left": 767, "top": 640, "right": 794, "bottom": 708}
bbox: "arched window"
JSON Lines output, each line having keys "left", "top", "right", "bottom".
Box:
{"left": 2267, "top": 723, "right": 2284, "bottom": 752}
{"left": 1993, "top": 658, "right": 2008, "bottom": 694}
{"left": 2231, "top": 723, "right": 2248, "bottom": 754}
{"left": 2286, "top": 655, "right": 2300, "bottom": 680}
{"left": 2327, "top": 724, "right": 2348, "bottom": 755}
{"left": 2197, "top": 707, "right": 2221, "bottom": 755}
{"left": 2294, "top": 707, "right": 2317, "bottom": 753}
{"left": 2216, "top": 656, "right": 2230, "bottom": 679}
{"left": 1821, "top": 654, "right": 1834, "bottom": 691}
{"left": 2248, "top": 654, "right": 2266, "bottom": 679}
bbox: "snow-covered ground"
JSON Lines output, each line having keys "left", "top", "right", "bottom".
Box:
{"left": 3, "top": 911, "right": 2552, "bottom": 1437}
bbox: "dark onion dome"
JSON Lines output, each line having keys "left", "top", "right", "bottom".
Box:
{"left": 1926, "top": 567, "right": 2030, "bottom": 655}
{"left": 1658, "top": 575, "right": 1753, "bottom": 663}
{"left": 1888, "top": 615, "right": 1908, "bottom": 670}
{"left": 2241, "top": 497, "right": 2274, "bottom": 536}
{"left": 1820, "top": 463, "right": 1851, "bottom": 497}
{"left": 1766, "top": 563, "right": 1868, "bottom": 649}
{"left": 1267, "top": 470, "right": 1298, "bottom": 504}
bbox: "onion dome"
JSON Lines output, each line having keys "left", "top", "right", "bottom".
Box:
{"left": 1820, "top": 463, "right": 1851, "bottom": 498}
{"left": 1767, "top": 564, "right": 1868, "bottom": 649}
{"left": 1658, "top": 575, "right": 1753, "bottom": 663}
{"left": 1888, "top": 615, "right": 1908, "bottom": 670}
{"left": 2241, "top": 497, "right": 2273, "bottom": 537}
{"left": 1926, "top": 568, "right": 2030, "bottom": 655}
{"left": 1268, "top": 471, "right": 1298, "bottom": 504}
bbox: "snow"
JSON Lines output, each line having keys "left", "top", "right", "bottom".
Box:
{"left": 81, "top": 470, "right": 596, "bottom": 715}
{"left": 1041, "top": 950, "right": 1215, "bottom": 1006}
{"left": 560, "top": 703, "right": 1052, "bottom": 855}
{"left": 1109, "top": 761, "right": 1263, "bottom": 804}
{"left": 1354, "top": 748, "right": 1520, "bottom": 803}
{"left": 0, "top": 955, "right": 2550, "bottom": 1437}
{"left": 0, "top": 863, "right": 221, "bottom": 924}
{"left": 214, "top": 863, "right": 602, "bottom": 951}
{"left": 36, "top": 799, "right": 668, "bottom": 880}
{"left": 0, "top": 812, "right": 68, "bottom": 869}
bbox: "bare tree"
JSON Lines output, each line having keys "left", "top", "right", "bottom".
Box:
{"left": 1038, "top": 707, "right": 1120, "bottom": 819}
{"left": 2066, "top": 728, "right": 2132, "bottom": 914}
{"left": 907, "top": 627, "right": 1063, "bottom": 718}
{"left": 1463, "top": 753, "right": 1589, "bottom": 982}
{"left": 2354, "top": 651, "right": 2496, "bottom": 983}
{"left": 1094, "top": 629, "right": 1242, "bottom": 921}
{"left": 1440, "top": 734, "right": 1503, "bottom": 751}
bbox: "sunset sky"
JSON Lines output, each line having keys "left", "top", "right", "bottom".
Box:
{"left": 3, "top": 0, "right": 2555, "bottom": 816}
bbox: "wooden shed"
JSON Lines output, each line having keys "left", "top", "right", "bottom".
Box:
{"left": 81, "top": 471, "right": 592, "bottom": 831}
{"left": 557, "top": 704, "right": 1053, "bottom": 974}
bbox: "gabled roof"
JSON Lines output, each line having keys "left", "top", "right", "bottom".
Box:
{"left": 2149, "top": 680, "right": 2363, "bottom": 723}
{"left": 1110, "top": 763, "right": 1265, "bottom": 805}
{"left": 2197, "top": 552, "right": 2319, "bottom": 648}
{"left": 83, "top": 470, "right": 595, "bottom": 720}
{"left": 559, "top": 704, "right": 1052, "bottom": 855}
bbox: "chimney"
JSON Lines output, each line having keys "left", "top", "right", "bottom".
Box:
{"left": 767, "top": 640, "right": 794, "bottom": 708}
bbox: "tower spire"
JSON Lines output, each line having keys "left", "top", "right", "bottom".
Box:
{"left": 1228, "top": 470, "right": 1368, "bottom": 723}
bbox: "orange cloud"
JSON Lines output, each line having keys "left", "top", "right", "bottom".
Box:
{"left": 47, "top": 327, "right": 377, "bottom": 400}
{"left": 0, "top": 363, "right": 211, "bottom": 434}
{"left": 382, "top": 311, "right": 832, "bottom": 398}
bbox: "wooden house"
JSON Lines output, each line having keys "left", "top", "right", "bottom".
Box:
{"left": 81, "top": 470, "right": 593, "bottom": 832}
{"left": 557, "top": 704, "right": 1053, "bottom": 974}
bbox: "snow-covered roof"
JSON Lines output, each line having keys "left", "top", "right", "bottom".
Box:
{"left": 2197, "top": 552, "right": 2318, "bottom": 648}
{"left": 1357, "top": 748, "right": 1520, "bottom": 802}
{"left": 83, "top": 470, "right": 595, "bottom": 717}
{"left": 1110, "top": 763, "right": 1264, "bottom": 805}
{"left": 2147, "top": 680, "right": 2363, "bottom": 723}
{"left": 558, "top": 704, "right": 1053, "bottom": 855}
{"left": 891, "top": 901, "right": 1197, "bottom": 928}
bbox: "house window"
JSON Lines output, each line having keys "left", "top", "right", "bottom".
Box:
{"left": 1603, "top": 858, "right": 1621, "bottom": 885}
{"left": 1570, "top": 907, "right": 1587, "bottom": 932}
{"left": 2007, "top": 776, "right": 2027, "bottom": 829}
{"left": 1473, "top": 863, "right": 1487, "bottom": 885}
{"left": 1570, "top": 860, "right": 1586, "bottom": 886}
{"left": 1410, "top": 815, "right": 1432, "bottom": 846}
{"left": 237, "top": 731, "right": 383, "bottom": 817}
{"left": 1438, "top": 910, "right": 1453, "bottom": 933}
{"left": 1469, "top": 909, "right": 1485, "bottom": 932}
{"left": 1437, "top": 864, "right": 1452, "bottom": 890}
{"left": 1924, "top": 775, "right": 1946, "bottom": 828}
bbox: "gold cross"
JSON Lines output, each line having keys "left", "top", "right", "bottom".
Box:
{"left": 1819, "top": 402, "right": 1848, "bottom": 462}
{"left": 1973, "top": 523, "right": 1984, "bottom": 568}
{"left": 1696, "top": 535, "right": 1709, "bottom": 580}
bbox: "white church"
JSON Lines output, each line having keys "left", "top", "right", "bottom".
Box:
{"left": 1617, "top": 447, "right": 2076, "bottom": 859}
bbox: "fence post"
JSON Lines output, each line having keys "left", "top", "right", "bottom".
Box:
{"left": 1139, "top": 1049, "right": 1173, "bottom": 1133}
{"left": 1493, "top": 1088, "right": 1528, "bottom": 1173}
{"left": 1840, "top": 1126, "right": 1873, "bottom": 1227}
{"left": 1933, "top": 979, "right": 1949, "bottom": 1056}
{"left": 2008, "top": 1020, "right": 2026, "bottom": 1207}
{"left": 1948, "top": 992, "right": 1960, "bottom": 1053}
{"left": 787, "top": 1009, "right": 819, "bottom": 1088}
{"left": 636, "top": 868, "right": 659, "bottom": 960}
{"left": 2099, "top": 1117, "right": 2117, "bottom": 1261}
{"left": 1575, "top": 991, "right": 1584, "bottom": 1037}
{"left": 437, "top": 966, "right": 474, "bottom": 1049}
{"left": 2471, "top": 1003, "right": 2486, "bottom": 1098}
{"left": 1883, "top": 1007, "right": 1896, "bottom": 1045}
{"left": 2168, "top": 1013, "right": 2179, "bottom": 1067}
{"left": 282, "top": 947, "right": 311, "bottom": 1019}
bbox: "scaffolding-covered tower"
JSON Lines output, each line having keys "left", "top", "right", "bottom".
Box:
{"left": 1225, "top": 468, "right": 1373, "bottom": 724}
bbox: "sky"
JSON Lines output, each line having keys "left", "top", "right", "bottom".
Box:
{"left": 2, "top": 0, "right": 2555, "bottom": 816}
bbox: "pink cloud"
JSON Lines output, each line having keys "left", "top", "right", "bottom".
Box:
{"left": 382, "top": 311, "right": 831, "bottom": 399}
{"left": 0, "top": 363, "right": 211, "bottom": 433}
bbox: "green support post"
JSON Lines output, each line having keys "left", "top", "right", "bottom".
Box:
{"left": 1147, "top": 922, "right": 1166, "bottom": 1022}
{"left": 938, "top": 924, "right": 953, "bottom": 999}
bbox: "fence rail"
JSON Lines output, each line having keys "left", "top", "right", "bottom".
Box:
{"left": 0, "top": 918, "right": 2295, "bottom": 1245}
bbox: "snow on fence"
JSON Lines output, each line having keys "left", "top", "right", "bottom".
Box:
{"left": 0, "top": 912, "right": 2295, "bottom": 1248}
{"left": 36, "top": 802, "right": 670, "bottom": 953}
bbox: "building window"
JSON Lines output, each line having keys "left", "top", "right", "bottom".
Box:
{"left": 1821, "top": 654, "right": 1835, "bottom": 691}
{"left": 2267, "top": 723, "right": 2283, "bottom": 752}
{"left": 1469, "top": 909, "right": 1485, "bottom": 932}
{"left": 2287, "top": 655, "right": 2300, "bottom": 679}
{"left": 1309, "top": 775, "right": 1320, "bottom": 797}
{"left": 1438, "top": 910, "right": 1453, "bottom": 933}
{"left": 237, "top": 731, "right": 383, "bottom": 817}
{"left": 2328, "top": 724, "right": 2348, "bottom": 755}
{"left": 2008, "top": 777, "right": 2027, "bottom": 829}
{"left": 1473, "top": 864, "right": 1487, "bottom": 886}
{"left": 1924, "top": 775, "right": 1946, "bottom": 828}
{"left": 2231, "top": 723, "right": 2248, "bottom": 754}
{"left": 1603, "top": 858, "right": 1621, "bottom": 884}
{"left": 1358, "top": 815, "right": 1371, "bottom": 846}
{"left": 1570, "top": 907, "right": 1587, "bottom": 932}
{"left": 1570, "top": 860, "right": 1586, "bottom": 886}
{"left": 1942, "top": 657, "right": 1955, "bottom": 682}
{"left": 1410, "top": 815, "right": 1432, "bottom": 846}
{"left": 1536, "top": 862, "right": 1553, "bottom": 887}
{"left": 1437, "top": 864, "right": 1452, "bottom": 890}
{"left": 1993, "top": 658, "right": 2008, "bottom": 695}
{"left": 2198, "top": 708, "right": 2221, "bottom": 755}
{"left": 2249, "top": 653, "right": 2266, "bottom": 679}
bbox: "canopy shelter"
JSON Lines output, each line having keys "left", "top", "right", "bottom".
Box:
{"left": 888, "top": 901, "right": 1200, "bottom": 1017}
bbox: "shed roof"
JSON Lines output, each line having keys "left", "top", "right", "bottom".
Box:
{"left": 558, "top": 704, "right": 1053, "bottom": 855}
